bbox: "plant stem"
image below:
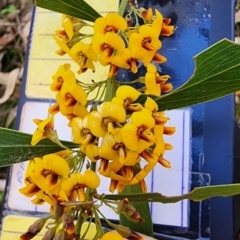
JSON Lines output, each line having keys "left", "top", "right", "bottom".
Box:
{"left": 104, "top": 76, "right": 116, "bottom": 101}
{"left": 118, "top": 0, "right": 128, "bottom": 16}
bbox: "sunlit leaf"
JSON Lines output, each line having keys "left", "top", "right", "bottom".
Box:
{"left": 0, "top": 127, "right": 79, "bottom": 166}
{"left": 34, "top": 0, "right": 101, "bottom": 22}
{"left": 137, "top": 39, "right": 240, "bottom": 111}
{"left": 105, "top": 184, "right": 240, "bottom": 203}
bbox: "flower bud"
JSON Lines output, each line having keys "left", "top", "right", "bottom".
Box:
{"left": 52, "top": 204, "right": 63, "bottom": 220}
{"left": 42, "top": 228, "right": 56, "bottom": 240}
{"left": 54, "top": 230, "right": 65, "bottom": 240}
{"left": 123, "top": 204, "right": 145, "bottom": 223}
{"left": 62, "top": 213, "right": 75, "bottom": 235}
{"left": 117, "top": 198, "right": 129, "bottom": 214}
{"left": 20, "top": 218, "right": 46, "bottom": 240}
{"left": 112, "top": 224, "right": 131, "bottom": 238}
{"left": 139, "top": 7, "right": 153, "bottom": 21}
{"left": 127, "top": 230, "right": 144, "bottom": 240}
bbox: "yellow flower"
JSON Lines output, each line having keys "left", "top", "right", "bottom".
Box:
{"left": 100, "top": 131, "right": 140, "bottom": 166}
{"left": 31, "top": 154, "right": 70, "bottom": 190}
{"left": 50, "top": 64, "right": 71, "bottom": 92}
{"left": 129, "top": 25, "right": 161, "bottom": 66}
{"left": 145, "top": 63, "right": 171, "bottom": 96}
{"left": 70, "top": 115, "right": 95, "bottom": 145}
{"left": 152, "top": 9, "right": 174, "bottom": 36}
{"left": 121, "top": 111, "right": 156, "bottom": 152}
{"left": 61, "top": 170, "right": 100, "bottom": 202}
{"left": 162, "top": 18, "right": 175, "bottom": 36}
{"left": 111, "top": 48, "right": 141, "bottom": 74}
{"left": 55, "top": 70, "right": 88, "bottom": 121}
{"left": 100, "top": 231, "right": 124, "bottom": 240}
{"left": 69, "top": 41, "right": 98, "bottom": 73}
{"left": 98, "top": 159, "right": 127, "bottom": 183}
{"left": 62, "top": 17, "right": 74, "bottom": 40}
{"left": 92, "top": 32, "right": 125, "bottom": 66}
{"left": 53, "top": 36, "right": 71, "bottom": 56}
{"left": 139, "top": 7, "right": 153, "bottom": 21}
{"left": 88, "top": 101, "right": 126, "bottom": 137}
{"left": 19, "top": 160, "right": 41, "bottom": 197}
{"left": 115, "top": 85, "right": 141, "bottom": 106}
{"left": 59, "top": 72, "right": 87, "bottom": 106}
{"left": 94, "top": 13, "right": 127, "bottom": 34}
{"left": 31, "top": 115, "right": 55, "bottom": 146}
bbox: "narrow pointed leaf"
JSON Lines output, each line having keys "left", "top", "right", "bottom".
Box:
{"left": 119, "top": 184, "right": 153, "bottom": 237}
{"left": 34, "top": 0, "right": 101, "bottom": 22}
{"left": 105, "top": 184, "right": 240, "bottom": 203}
{"left": 137, "top": 39, "right": 240, "bottom": 111}
{"left": 0, "top": 127, "right": 79, "bottom": 166}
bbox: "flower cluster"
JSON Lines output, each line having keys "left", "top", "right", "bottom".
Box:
{"left": 20, "top": 2, "right": 176, "bottom": 239}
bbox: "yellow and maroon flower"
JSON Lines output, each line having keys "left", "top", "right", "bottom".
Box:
{"left": 31, "top": 115, "right": 55, "bottom": 146}
{"left": 121, "top": 110, "right": 156, "bottom": 153}
{"left": 94, "top": 13, "right": 127, "bottom": 34}
{"left": 69, "top": 41, "right": 98, "bottom": 73}
{"left": 60, "top": 170, "right": 100, "bottom": 202}
{"left": 129, "top": 25, "right": 161, "bottom": 66}
{"left": 92, "top": 32, "right": 125, "bottom": 66}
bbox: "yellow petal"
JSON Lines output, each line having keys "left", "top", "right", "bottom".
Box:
{"left": 105, "top": 32, "right": 125, "bottom": 52}
{"left": 84, "top": 170, "right": 100, "bottom": 189}
{"left": 116, "top": 85, "right": 141, "bottom": 103}
{"left": 129, "top": 32, "right": 143, "bottom": 50}
{"left": 145, "top": 97, "right": 158, "bottom": 112}
{"left": 19, "top": 183, "right": 40, "bottom": 197}
{"left": 69, "top": 41, "right": 85, "bottom": 62}
{"left": 152, "top": 9, "right": 163, "bottom": 33}
{"left": 94, "top": 17, "right": 107, "bottom": 34}
{"left": 98, "top": 102, "right": 126, "bottom": 123}
{"left": 119, "top": 151, "right": 140, "bottom": 166}
{"left": 99, "top": 146, "right": 119, "bottom": 161}
{"left": 105, "top": 13, "right": 127, "bottom": 31}
{"left": 69, "top": 83, "right": 87, "bottom": 106}
{"left": 53, "top": 36, "right": 70, "bottom": 54}
{"left": 72, "top": 104, "right": 88, "bottom": 118}
{"left": 77, "top": 188, "right": 85, "bottom": 202}
{"left": 43, "top": 154, "right": 70, "bottom": 177}
{"left": 130, "top": 111, "right": 155, "bottom": 129}
{"left": 111, "top": 52, "right": 130, "bottom": 69}
{"left": 121, "top": 124, "right": 139, "bottom": 151}
{"left": 88, "top": 111, "right": 106, "bottom": 137}
{"left": 82, "top": 44, "right": 98, "bottom": 61}
{"left": 100, "top": 232, "right": 124, "bottom": 240}
{"left": 62, "top": 18, "right": 73, "bottom": 39}
{"left": 85, "top": 145, "right": 100, "bottom": 162}
{"left": 92, "top": 33, "right": 105, "bottom": 54}
{"left": 31, "top": 129, "right": 45, "bottom": 146}
{"left": 147, "top": 63, "right": 157, "bottom": 73}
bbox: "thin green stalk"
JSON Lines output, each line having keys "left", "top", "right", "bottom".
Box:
{"left": 104, "top": 76, "right": 116, "bottom": 101}
{"left": 118, "top": 0, "right": 128, "bottom": 16}
{"left": 75, "top": 209, "right": 84, "bottom": 238}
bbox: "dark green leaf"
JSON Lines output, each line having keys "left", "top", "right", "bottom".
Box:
{"left": 119, "top": 184, "right": 153, "bottom": 237}
{"left": 0, "top": 127, "right": 79, "bottom": 167}
{"left": 105, "top": 184, "right": 240, "bottom": 203}
{"left": 34, "top": 0, "right": 101, "bottom": 22}
{"left": 141, "top": 39, "right": 240, "bottom": 111}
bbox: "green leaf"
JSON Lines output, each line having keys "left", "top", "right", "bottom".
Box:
{"left": 0, "top": 127, "right": 79, "bottom": 167}
{"left": 1, "top": 5, "right": 16, "bottom": 14}
{"left": 105, "top": 184, "right": 240, "bottom": 203}
{"left": 119, "top": 184, "right": 153, "bottom": 237}
{"left": 139, "top": 39, "right": 240, "bottom": 111}
{"left": 34, "top": 0, "right": 101, "bottom": 22}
